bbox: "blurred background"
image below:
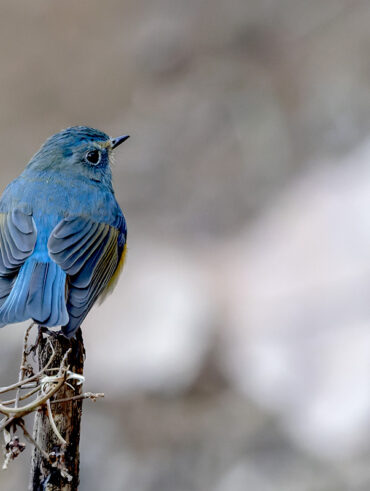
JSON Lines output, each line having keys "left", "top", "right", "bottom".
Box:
{"left": 0, "top": 0, "right": 370, "bottom": 489}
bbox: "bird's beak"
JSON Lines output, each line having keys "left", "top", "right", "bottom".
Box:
{"left": 111, "top": 135, "right": 130, "bottom": 149}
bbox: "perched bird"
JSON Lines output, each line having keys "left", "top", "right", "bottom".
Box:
{"left": 0, "top": 126, "right": 128, "bottom": 337}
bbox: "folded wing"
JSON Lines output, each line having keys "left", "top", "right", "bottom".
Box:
{"left": 0, "top": 209, "right": 37, "bottom": 307}
{"left": 48, "top": 215, "right": 126, "bottom": 336}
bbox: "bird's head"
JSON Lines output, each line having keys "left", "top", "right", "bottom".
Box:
{"left": 26, "top": 126, "right": 130, "bottom": 189}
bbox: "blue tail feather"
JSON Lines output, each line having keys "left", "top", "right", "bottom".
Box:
{"left": 0, "top": 258, "right": 69, "bottom": 327}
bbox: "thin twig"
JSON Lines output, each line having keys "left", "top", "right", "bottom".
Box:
{"left": 1, "top": 386, "right": 40, "bottom": 406}
{"left": 46, "top": 399, "right": 66, "bottom": 445}
{"left": 15, "top": 323, "right": 35, "bottom": 408}
{"left": 19, "top": 421, "right": 49, "bottom": 461}
{"left": 15, "top": 325, "right": 37, "bottom": 412}
{"left": 2, "top": 451, "right": 11, "bottom": 470}
{"left": 0, "top": 341, "right": 56, "bottom": 395}
{"left": 58, "top": 348, "right": 71, "bottom": 377}
{"left": 51, "top": 392, "right": 104, "bottom": 405}
{"left": 0, "top": 417, "right": 15, "bottom": 433}
{"left": 0, "top": 375, "right": 66, "bottom": 417}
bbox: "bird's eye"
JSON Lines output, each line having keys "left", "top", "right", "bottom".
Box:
{"left": 85, "top": 149, "right": 101, "bottom": 165}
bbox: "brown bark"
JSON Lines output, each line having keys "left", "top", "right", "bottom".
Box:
{"left": 29, "top": 329, "right": 85, "bottom": 491}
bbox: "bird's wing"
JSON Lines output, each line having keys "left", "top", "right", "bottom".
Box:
{"left": 48, "top": 215, "right": 126, "bottom": 336}
{"left": 0, "top": 209, "right": 37, "bottom": 304}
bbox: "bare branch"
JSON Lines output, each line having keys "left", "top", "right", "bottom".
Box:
{"left": 51, "top": 392, "right": 104, "bottom": 405}
{"left": 1, "top": 386, "right": 40, "bottom": 406}
{"left": 15, "top": 322, "right": 35, "bottom": 408}
{"left": 46, "top": 399, "right": 66, "bottom": 445}
{"left": 0, "top": 340, "right": 56, "bottom": 395}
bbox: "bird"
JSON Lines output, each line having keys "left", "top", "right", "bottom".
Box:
{"left": 0, "top": 126, "right": 128, "bottom": 338}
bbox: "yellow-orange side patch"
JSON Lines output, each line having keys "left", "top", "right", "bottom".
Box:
{"left": 99, "top": 242, "right": 127, "bottom": 304}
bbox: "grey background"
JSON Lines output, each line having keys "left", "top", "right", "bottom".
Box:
{"left": 0, "top": 1, "right": 370, "bottom": 489}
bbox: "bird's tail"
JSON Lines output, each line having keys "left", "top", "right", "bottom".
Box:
{"left": 0, "top": 258, "right": 69, "bottom": 327}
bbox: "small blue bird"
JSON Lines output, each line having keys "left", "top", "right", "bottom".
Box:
{"left": 0, "top": 126, "right": 128, "bottom": 337}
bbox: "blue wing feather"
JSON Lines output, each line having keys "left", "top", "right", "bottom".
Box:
{"left": 48, "top": 214, "right": 126, "bottom": 336}
{"left": 0, "top": 210, "right": 36, "bottom": 277}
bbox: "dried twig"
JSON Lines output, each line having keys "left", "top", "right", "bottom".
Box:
{"left": 46, "top": 399, "right": 66, "bottom": 445}
{"left": 0, "top": 341, "right": 56, "bottom": 395}
{"left": 1, "top": 386, "right": 40, "bottom": 406}
{"left": 0, "top": 324, "right": 102, "bottom": 473}
{"left": 51, "top": 392, "right": 104, "bottom": 405}
{"left": 15, "top": 323, "right": 35, "bottom": 408}
{"left": 19, "top": 421, "right": 49, "bottom": 461}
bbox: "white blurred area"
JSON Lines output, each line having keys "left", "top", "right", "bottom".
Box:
{"left": 85, "top": 244, "right": 212, "bottom": 394}
{"left": 224, "top": 141, "right": 370, "bottom": 460}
